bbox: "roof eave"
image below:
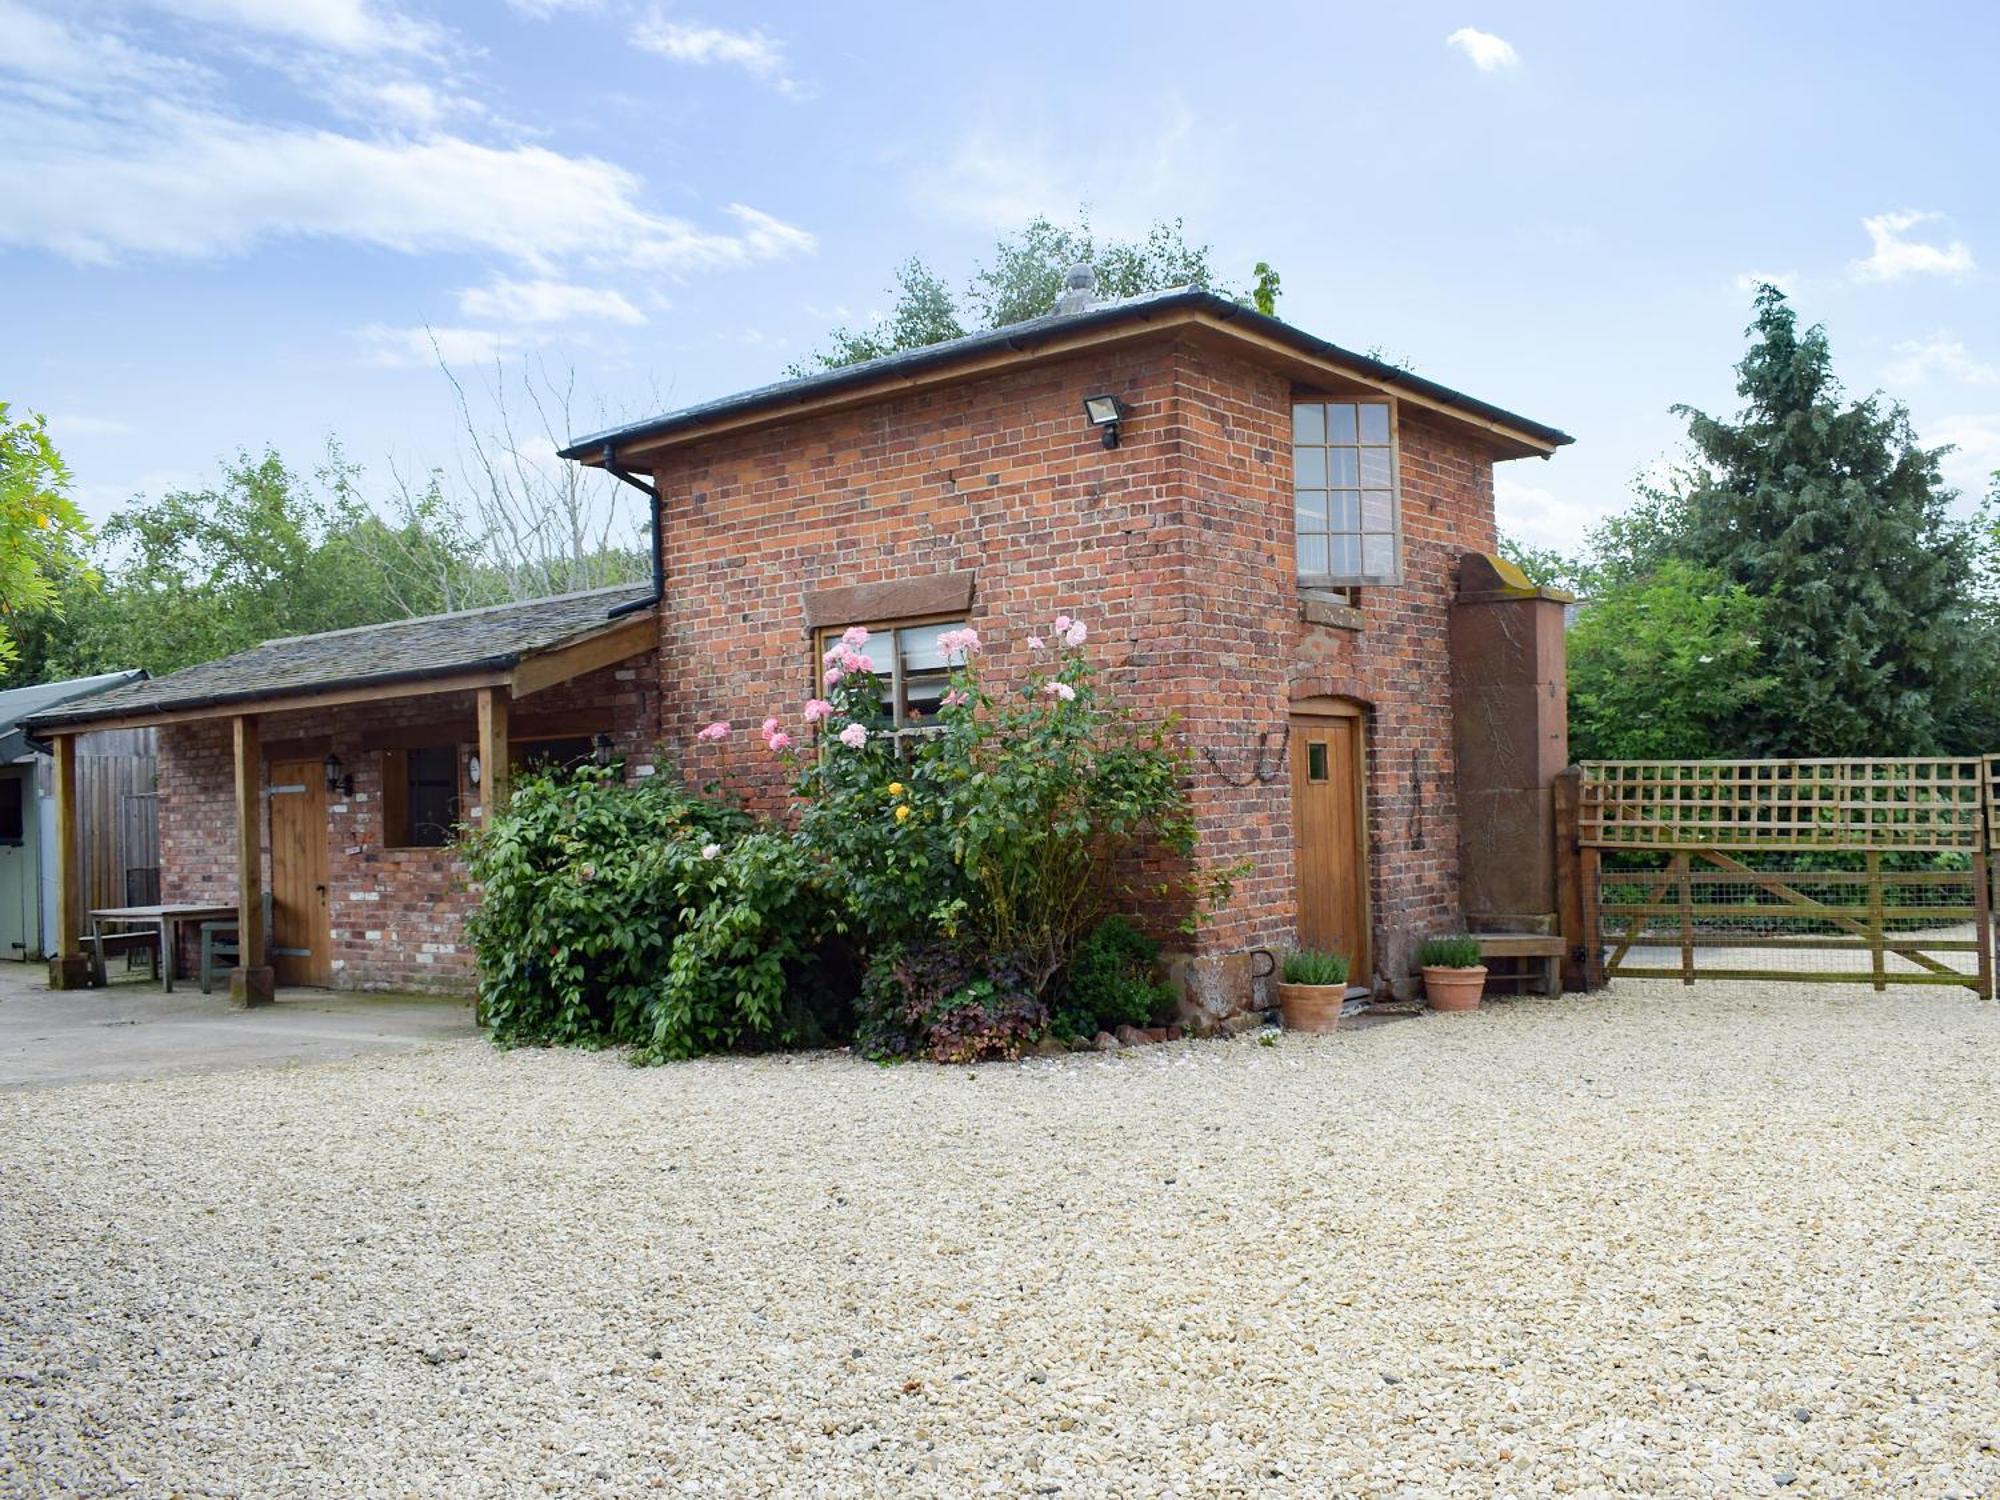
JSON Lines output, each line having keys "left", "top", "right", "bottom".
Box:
{"left": 566, "top": 289, "right": 1574, "bottom": 466}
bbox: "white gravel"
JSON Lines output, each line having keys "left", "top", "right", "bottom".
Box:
{"left": 3, "top": 981, "right": 1997, "bottom": 1498}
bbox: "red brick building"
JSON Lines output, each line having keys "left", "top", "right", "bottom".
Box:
{"left": 562, "top": 285, "right": 1573, "bottom": 1014}
{"left": 31, "top": 284, "right": 1572, "bottom": 1012}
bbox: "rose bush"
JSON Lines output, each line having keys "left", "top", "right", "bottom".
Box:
{"left": 468, "top": 612, "right": 1231, "bottom": 1063}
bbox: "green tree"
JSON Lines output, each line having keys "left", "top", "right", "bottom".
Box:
{"left": 1566, "top": 560, "right": 1776, "bottom": 760}
{"left": 793, "top": 212, "right": 1248, "bottom": 375}
{"left": 1604, "top": 286, "right": 1978, "bottom": 756}
{"left": 0, "top": 404, "right": 91, "bottom": 675}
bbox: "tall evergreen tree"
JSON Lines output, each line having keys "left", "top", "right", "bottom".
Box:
{"left": 1660, "top": 285, "right": 1975, "bottom": 756}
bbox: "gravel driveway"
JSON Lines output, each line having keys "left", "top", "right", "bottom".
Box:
{"left": 3, "top": 981, "right": 1996, "bottom": 1497}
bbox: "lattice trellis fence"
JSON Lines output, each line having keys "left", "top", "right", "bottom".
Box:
{"left": 1577, "top": 759, "right": 1993, "bottom": 997}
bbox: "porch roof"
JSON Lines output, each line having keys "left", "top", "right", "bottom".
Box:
{"left": 25, "top": 585, "right": 656, "bottom": 734}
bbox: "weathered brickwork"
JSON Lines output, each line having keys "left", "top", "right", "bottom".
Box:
{"left": 157, "top": 661, "right": 658, "bottom": 992}
{"left": 154, "top": 329, "right": 1520, "bottom": 1011}
{"left": 643, "top": 333, "right": 1509, "bottom": 1012}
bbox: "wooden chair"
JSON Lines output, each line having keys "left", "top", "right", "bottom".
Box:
{"left": 200, "top": 892, "right": 273, "bottom": 995}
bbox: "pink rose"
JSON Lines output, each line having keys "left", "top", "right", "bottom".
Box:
{"left": 1054, "top": 614, "right": 1072, "bottom": 633}
{"left": 942, "top": 688, "right": 968, "bottom": 708}
{"left": 767, "top": 731, "right": 794, "bottom": 752}
{"left": 761, "top": 716, "right": 781, "bottom": 737}
{"left": 838, "top": 723, "right": 868, "bottom": 749}
{"left": 1027, "top": 635, "right": 1045, "bottom": 651}
{"left": 937, "top": 627, "right": 980, "bottom": 657}
{"left": 696, "top": 721, "right": 730, "bottom": 743}
{"left": 1043, "top": 682, "right": 1077, "bottom": 702}
{"left": 826, "top": 667, "right": 844, "bottom": 686}
{"left": 802, "top": 698, "right": 834, "bottom": 724}
{"left": 1065, "top": 621, "right": 1088, "bottom": 646}
{"left": 841, "top": 625, "right": 871, "bottom": 649}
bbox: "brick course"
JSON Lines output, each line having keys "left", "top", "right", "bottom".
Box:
{"left": 647, "top": 333, "right": 1507, "bottom": 1012}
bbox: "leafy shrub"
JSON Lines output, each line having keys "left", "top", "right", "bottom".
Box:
{"left": 463, "top": 766, "right": 846, "bottom": 1060}
{"left": 1052, "top": 916, "right": 1177, "bottom": 1039}
{"left": 855, "top": 941, "right": 1046, "bottom": 1063}
{"left": 1281, "top": 948, "right": 1350, "bottom": 986}
{"left": 1417, "top": 934, "right": 1485, "bottom": 969}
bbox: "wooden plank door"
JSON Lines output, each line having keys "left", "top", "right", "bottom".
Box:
{"left": 1291, "top": 712, "right": 1370, "bottom": 977}
{"left": 267, "top": 758, "right": 331, "bottom": 987}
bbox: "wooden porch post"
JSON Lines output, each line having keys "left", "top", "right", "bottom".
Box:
{"left": 228, "top": 714, "right": 274, "bottom": 1008}
{"left": 46, "top": 733, "right": 91, "bottom": 990}
{"left": 477, "top": 686, "right": 509, "bottom": 822}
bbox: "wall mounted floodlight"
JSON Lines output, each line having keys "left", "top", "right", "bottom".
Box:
{"left": 467, "top": 753, "right": 483, "bottom": 788}
{"left": 1082, "top": 393, "right": 1129, "bottom": 449}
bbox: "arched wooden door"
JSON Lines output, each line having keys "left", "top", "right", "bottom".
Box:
{"left": 1290, "top": 706, "right": 1370, "bottom": 978}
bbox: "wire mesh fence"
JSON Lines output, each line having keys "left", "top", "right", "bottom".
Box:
{"left": 1579, "top": 760, "right": 1994, "bottom": 997}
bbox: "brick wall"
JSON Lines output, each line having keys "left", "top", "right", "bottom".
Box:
{"left": 642, "top": 332, "right": 1509, "bottom": 1009}
{"left": 156, "top": 660, "right": 658, "bottom": 993}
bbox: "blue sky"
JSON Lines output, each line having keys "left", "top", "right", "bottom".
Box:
{"left": 3, "top": 0, "right": 1995, "bottom": 554}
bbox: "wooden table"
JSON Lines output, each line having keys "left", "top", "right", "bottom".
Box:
{"left": 88, "top": 903, "right": 239, "bottom": 992}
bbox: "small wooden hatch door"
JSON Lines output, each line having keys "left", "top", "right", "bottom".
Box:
{"left": 1290, "top": 705, "right": 1370, "bottom": 979}
{"left": 268, "top": 758, "right": 332, "bottom": 987}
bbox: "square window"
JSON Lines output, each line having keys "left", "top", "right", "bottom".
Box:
{"left": 1358, "top": 404, "right": 1391, "bottom": 444}
{"left": 1324, "top": 403, "right": 1358, "bottom": 444}
{"left": 818, "top": 619, "right": 969, "bottom": 730}
{"left": 1297, "top": 533, "right": 1330, "bottom": 575}
{"left": 1293, "top": 447, "right": 1328, "bottom": 488}
{"left": 1291, "top": 404, "right": 1325, "bottom": 444}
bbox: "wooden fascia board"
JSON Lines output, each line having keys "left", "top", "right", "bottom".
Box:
{"left": 508, "top": 613, "right": 658, "bottom": 698}
{"left": 590, "top": 310, "right": 1561, "bottom": 466}
{"left": 42, "top": 669, "right": 512, "bottom": 734}
{"left": 1177, "top": 315, "right": 1561, "bottom": 459}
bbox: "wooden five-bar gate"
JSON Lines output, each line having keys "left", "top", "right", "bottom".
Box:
{"left": 1575, "top": 758, "right": 1994, "bottom": 999}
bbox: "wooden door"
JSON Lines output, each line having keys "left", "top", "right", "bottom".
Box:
{"left": 1291, "top": 712, "right": 1370, "bottom": 977}
{"left": 267, "top": 758, "right": 331, "bottom": 987}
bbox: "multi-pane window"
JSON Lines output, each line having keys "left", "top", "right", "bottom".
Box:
{"left": 816, "top": 619, "right": 964, "bottom": 730}
{"left": 1292, "top": 399, "right": 1399, "bottom": 586}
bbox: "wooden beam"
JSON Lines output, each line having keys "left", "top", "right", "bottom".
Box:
{"left": 46, "top": 734, "right": 90, "bottom": 990}
{"left": 509, "top": 613, "right": 658, "bottom": 698}
{"left": 477, "top": 687, "right": 509, "bottom": 822}
{"left": 228, "top": 715, "right": 273, "bottom": 1007}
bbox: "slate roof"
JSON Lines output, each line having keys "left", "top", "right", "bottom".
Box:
{"left": 25, "top": 584, "right": 653, "bottom": 731}
{"left": 0, "top": 670, "right": 147, "bottom": 759}
{"left": 562, "top": 286, "right": 1575, "bottom": 461}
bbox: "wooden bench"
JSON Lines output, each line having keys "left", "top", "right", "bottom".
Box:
{"left": 1471, "top": 932, "right": 1565, "bottom": 995}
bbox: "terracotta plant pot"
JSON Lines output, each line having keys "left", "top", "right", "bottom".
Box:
{"left": 1276, "top": 981, "right": 1344, "bottom": 1033}
{"left": 1423, "top": 965, "right": 1487, "bottom": 1012}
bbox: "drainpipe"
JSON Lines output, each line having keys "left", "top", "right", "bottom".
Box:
{"left": 601, "top": 442, "right": 663, "bottom": 620}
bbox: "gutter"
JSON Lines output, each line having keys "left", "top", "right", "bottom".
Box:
{"left": 600, "top": 442, "right": 664, "bottom": 621}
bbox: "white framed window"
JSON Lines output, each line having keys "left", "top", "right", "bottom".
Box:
{"left": 815, "top": 618, "right": 965, "bottom": 733}
{"left": 1292, "top": 399, "right": 1400, "bottom": 587}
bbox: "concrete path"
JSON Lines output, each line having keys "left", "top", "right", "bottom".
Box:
{"left": 0, "top": 961, "right": 476, "bottom": 1091}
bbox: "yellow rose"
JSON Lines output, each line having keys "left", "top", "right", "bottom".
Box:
{"left": 887, "top": 782, "right": 904, "bottom": 797}
{"left": 894, "top": 804, "right": 911, "bottom": 822}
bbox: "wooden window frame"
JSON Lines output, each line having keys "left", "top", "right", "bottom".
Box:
{"left": 1291, "top": 395, "right": 1402, "bottom": 590}
{"left": 379, "top": 744, "right": 465, "bottom": 851}
{"left": 814, "top": 614, "right": 968, "bottom": 740}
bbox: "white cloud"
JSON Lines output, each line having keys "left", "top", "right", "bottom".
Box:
{"left": 358, "top": 324, "right": 525, "bottom": 368}
{"left": 133, "top": 0, "right": 440, "bottom": 55}
{"left": 1494, "top": 474, "right": 1610, "bottom": 551}
{"left": 1884, "top": 333, "right": 1999, "bottom": 389}
{"left": 629, "top": 15, "right": 803, "bottom": 96}
{"left": 0, "top": 98, "right": 815, "bottom": 272}
{"left": 1851, "top": 210, "right": 1975, "bottom": 282}
{"left": 1926, "top": 413, "right": 2000, "bottom": 499}
{"left": 0, "top": 0, "right": 206, "bottom": 93}
{"left": 1446, "top": 27, "right": 1519, "bottom": 71}
{"left": 45, "top": 413, "right": 137, "bottom": 438}
{"left": 458, "top": 277, "right": 646, "bottom": 326}
{"left": 1732, "top": 268, "right": 1800, "bottom": 297}
{"left": 506, "top": 0, "right": 599, "bottom": 14}
{"left": 912, "top": 97, "right": 1229, "bottom": 236}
